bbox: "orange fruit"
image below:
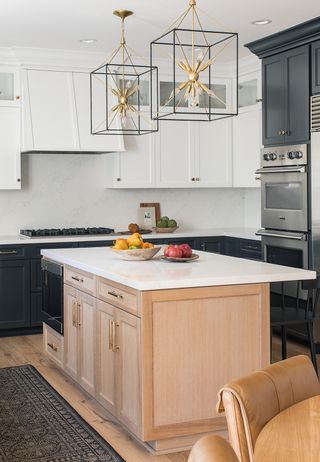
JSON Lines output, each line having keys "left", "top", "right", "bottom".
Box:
{"left": 142, "top": 242, "right": 154, "bottom": 249}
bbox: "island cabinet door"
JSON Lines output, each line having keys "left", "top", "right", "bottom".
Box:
{"left": 96, "top": 300, "right": 142, "bottom": 437}
{"left": 78, "top": 291, "right": 96, "bottom": 396}
{"left": 96, "top": 300, "right": 117, "bottom": 416}
{"left": 116, "top": 309, "right": 141, "bottom": 438}
{"left": 64, "top": 285, "right": 79, "bottom": 381}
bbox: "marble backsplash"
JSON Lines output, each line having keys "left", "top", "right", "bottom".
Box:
{"left": 0, "top": 154, "right": 261, "bottom": 235}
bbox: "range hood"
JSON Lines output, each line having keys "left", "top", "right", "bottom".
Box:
{"left": 21, "top": 68, "right": 125, "bottom": 154}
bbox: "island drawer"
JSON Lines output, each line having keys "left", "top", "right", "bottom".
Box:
{"left": 64, "top": 265, "right": 95, "bottom": 295}
{"left": 96, "top": 277, "right": 139, "bottom": 316}
{"left": 43, "top": 323, "right": 64, "bottom": 367}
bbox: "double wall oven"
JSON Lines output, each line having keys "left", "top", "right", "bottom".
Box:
{"left": 256, "top": 144, "right": 309, "bottom": 273}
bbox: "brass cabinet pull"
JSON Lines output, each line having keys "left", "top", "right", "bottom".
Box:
{"left": 0, "top": 250, "right": 18, "bottom": 255}
{"left": 112, "top": 321, "right": 120, "bottom": 352}
{"left": 77, "top": 302, "right": 81, "bottom": 328}
{"left": 71, "top": 276, "right": 84, "bottom": 283}
{"left": 47, "top": 342, "right": 57, "bottom": 352}
{"left": 72, "top": 300, "right": 77, "bottom": 327}
{"left": 107, "top": 290, "right": 123, "bottom": 300}
{"left": 108, "top": 319, "right": 113, "bottom": 350}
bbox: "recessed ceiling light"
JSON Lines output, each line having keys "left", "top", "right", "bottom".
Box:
{"left": 79, "top": 38, "right": 97, "bottom": 44}
{"left": 251, "top": 19, "right": 272, "bottom": 25}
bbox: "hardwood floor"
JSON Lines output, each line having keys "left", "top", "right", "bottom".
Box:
{"left": 0, "top": 333, "right": 317, "bottom": 462}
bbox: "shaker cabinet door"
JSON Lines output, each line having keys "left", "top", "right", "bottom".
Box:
{"left": 96, "top": 300, "right": 117, "bottom": 415}
{"left": 312, "top": 40, "right": 320, "bottom": 95}
{"left": 262, "top": 55, "right": 285, "bottom": 146}
{"left": 0, "top": 260, "right": 30, "bottom": 329}
{"left": 284, "top": 45, "right": 309, "bottom": 144}
{"left": 64, "top": 285, "right": 79, "bottom": 380}
{"left": 78, "top": 292, "right": 96, "bottom": 395}
{"left": 116, "top": 309, "right": 141, "bottom": 437}
{"left": 0, "top": 106, "right": 21, "bottom": 190}
{"left": 155, "top": 121, "right": 195, "bottom": 187}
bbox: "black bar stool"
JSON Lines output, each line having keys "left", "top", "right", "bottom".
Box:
{"left": 270, "top": 278, "right": 319, "bottom": 374}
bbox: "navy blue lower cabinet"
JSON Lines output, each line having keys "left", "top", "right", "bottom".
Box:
{"left": 224, "top": 237, "right": 262, "bottom": 261}
{"left": 30, "top": 292, "right": 43, "bottom": 327}
{"left": 195, "top": 237, "right": 224, "bottom": 254}
{"left": 0, "top": 259, "right": 31, "bottom": 329}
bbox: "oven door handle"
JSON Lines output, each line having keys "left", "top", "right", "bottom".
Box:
{"left": 255, "top": 166, "right": 306, "bottom": 174}
{"left": 256, "top": 230, "right": 307, "bottom": 241}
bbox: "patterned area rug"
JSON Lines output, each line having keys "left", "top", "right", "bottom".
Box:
{"left": 0, "top": 365, "right": 125, "bottom": 462}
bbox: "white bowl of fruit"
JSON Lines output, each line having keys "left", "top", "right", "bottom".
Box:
{"left": 160, "top": 244, "right": 199, "bottom": 262}
{"left": 111, "top": 233, "right": 161, "bottom": 261}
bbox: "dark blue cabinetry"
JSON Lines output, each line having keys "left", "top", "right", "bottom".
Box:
{"left": 312, "top": 40, "right": 320, "bottom": 95}
{"left": 262, "top": 45, "right": 310, "bottom": 146}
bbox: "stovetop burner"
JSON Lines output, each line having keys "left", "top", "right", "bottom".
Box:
{"left": 20, "top": 227, "right": 115, "bottom": 238}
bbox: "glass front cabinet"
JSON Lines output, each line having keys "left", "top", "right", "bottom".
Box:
{"left": 0, "top": 66, "right": 20, "bottom": 107}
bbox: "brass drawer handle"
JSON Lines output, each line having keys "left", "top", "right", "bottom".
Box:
{"left": 112, "top": 321, "right": 120, "bottom": 352}
{"left": 77, "top": 302, "right": 81, "bottom": 328}
{"left": 109, "top": 319, "right": 113, "bottom": 350}
{"left": 71, "top": 276, "right": 84, "bottom": 283}
{"left": 47, "top": 342, "right": 58, "bottom": 352}
{"left": 107, "top": 290, "right": 123, "bottom": 300}
{"left": 72, "top": 300, "right": 77, "bottom": 327}
{"left": 0, "top": 250, "right": 18, "bottom": 255}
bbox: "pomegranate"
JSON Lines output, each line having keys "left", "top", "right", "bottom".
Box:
{"left": 179, "top": 243, "right": 193, "bottom": 258}
{"left": 164, "top": 245, "right": 183, "bottom": 258}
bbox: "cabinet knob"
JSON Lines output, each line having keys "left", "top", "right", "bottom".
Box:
{"left": 16, "top": 96, "right": 20, "bottom": 100}
{"left": 17, "top": 178, "right": 21, "bottom": 182}
{"left": 116, "top": 178, "right": 121, "bottom": 182}
{"left": 196, "top": 178, "right": 200, "bottom": 181}
{"left": 278, "top": 130, "right": 283, "bottom": 136}
{"left": 191, "top": 178, "right": 195, "bottom": 182}
{"left": 256, "top": 98, "right": 262, "bottom": 103}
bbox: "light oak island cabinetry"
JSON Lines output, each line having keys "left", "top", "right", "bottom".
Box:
{"left": 43, "top": 261, "right": 271, "bottom": 454}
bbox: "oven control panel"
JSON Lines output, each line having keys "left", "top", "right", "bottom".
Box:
{"left": 261, "top": 144, "right": 307, "bottom": 168}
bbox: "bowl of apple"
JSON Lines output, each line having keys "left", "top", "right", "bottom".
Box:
{"left": 160, "top": 244, "right": 199, "bottom": 262}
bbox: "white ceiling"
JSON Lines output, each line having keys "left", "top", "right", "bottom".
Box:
{"left": 1, "top": 0, "right": 319, "bottom": 58}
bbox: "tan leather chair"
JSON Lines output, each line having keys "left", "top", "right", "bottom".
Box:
{"left": 217, "top": 355, "right": 320, "bottom": 462}
{"left": 188, "top": 435, "right": 239, "bottom": 462}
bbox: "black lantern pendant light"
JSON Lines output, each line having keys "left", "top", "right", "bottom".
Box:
{"left": 150, "top": 0, "right": 238, "bottom": 122}
{"left": 90, "top": 10, "right": 158, "bottom": 135}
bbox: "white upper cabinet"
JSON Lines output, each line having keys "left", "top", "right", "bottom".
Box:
{"left": 0, "top": 66, "right": 20, "bottom": 107}
{"left": 155, "top": 121, "right": 195, "bottom": 188}
{"left": 22, "top": 69, "right": 124, "bottom": 153}
{"left": 232, "top": 71, "right": 262, "bottom": 188}
{"left": 195, "top": 119, "right": 233, "bottom": 187}
{"left": 232, "top": 106, "right": 262, "bottom": 188}
{"left": 0, "top": 106, "right": 21, "bottom": 189}
{"left": 109, "top": 134, "right": 155, "bottom": 188}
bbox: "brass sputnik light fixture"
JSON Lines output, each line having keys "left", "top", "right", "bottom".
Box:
{"left": 150, "top": 0, "right": 238, "bottom": 122}
{"left": 90, "top": 10, "right": 158, "bottom": 135}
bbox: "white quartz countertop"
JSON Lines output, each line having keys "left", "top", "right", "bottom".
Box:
{"left": 0, "top": 228, "right": 260, "bottom": 245}
{"left": 41, "top": 247, "right": 315, "bottom": 291}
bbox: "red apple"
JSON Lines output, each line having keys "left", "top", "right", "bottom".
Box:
{"left": 164, "top": 245, "right": 183, "bottom": 258}
{"left": 179, "top": 243, "right": 193, "bottom": 258}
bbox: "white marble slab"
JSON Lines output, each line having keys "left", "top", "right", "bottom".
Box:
{"left": 41, "top": 247, "right": 316, "bottom": 291}
{"left": 0, "top": 228, "right": 260, "bottom": 246}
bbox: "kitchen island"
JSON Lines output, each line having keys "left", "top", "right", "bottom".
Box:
{"left": 41, "top": 246, "right": 315, "bottom": 454}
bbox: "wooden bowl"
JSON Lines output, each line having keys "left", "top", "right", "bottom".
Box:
{"left": 155, "top": 226, "right": 179, "bottom": 234}
{"left": 111, "top": 246, "right": 161, "bottom": 261}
